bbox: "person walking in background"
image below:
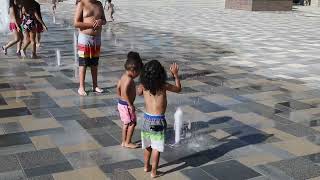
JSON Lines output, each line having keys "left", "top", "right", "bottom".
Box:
{"left": 20, "top": 0, "right": 47, "bottom": 58}
{"left": 104, "top": 0, "right": 114, "bottom": 22}
{"left": 2, "top": 0, "right": 23, "bottom": 56}
{"left": 31, "top": 0, "right": 47, "bottom": 47}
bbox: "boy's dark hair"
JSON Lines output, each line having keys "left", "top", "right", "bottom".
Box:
{"left": 140, "top": 60, "right": 167, "bottom": 96}
{"left": 108, "top": 0, "right": 111, "bottom": 2}
{"left": 124, "top": 51, "right": 143, "bottom": 72}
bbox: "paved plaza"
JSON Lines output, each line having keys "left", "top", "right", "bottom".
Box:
{"left": 0, "top": 0, "right": 320, "bottom": 179}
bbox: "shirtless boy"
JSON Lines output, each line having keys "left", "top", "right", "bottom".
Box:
{"left": 74, "top": 0, "right": 106, "bottom": 96}
{"left": 117, "top": 51, "right": 143, "bottom": 149}
{"left": 138, "top": 61, "right": 181, "bottom": 178}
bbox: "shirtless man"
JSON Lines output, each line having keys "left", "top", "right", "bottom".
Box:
{"left": 74, "top": 0, "right": 106, "bottom": 96}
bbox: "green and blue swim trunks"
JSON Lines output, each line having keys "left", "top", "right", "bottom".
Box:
{"left": 141, "top": 113, "right": 167, "bottom": 152}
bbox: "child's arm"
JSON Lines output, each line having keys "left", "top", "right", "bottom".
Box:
{"left": 123, "top": 79, "right": 135, "bottom": 110}
{"left": 10, "top": 7, "right": 20, "bottom": 32}
{"left": 116, "top": 80, "right": 121, "bottom": 97}
{"left": 93, "top": 2, "right": 106, "bottom": 29}
{"left": 34, "top": 11, "right": 47, "bottom": 31}
{"left": 165, "top": 63, "right": 182, "bottom": 93}
{"left": 137, "top": 84, "right": 144, "bottom": 96}
{"left": 74, "top": 2, "right": 96, "bottom": 30}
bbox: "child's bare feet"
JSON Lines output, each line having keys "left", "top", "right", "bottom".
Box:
{"left": 121, "top": 142, "right": 125, "bottom": 147}
{"left": 78, "top": 88, "right": 87, "bottom": 96}
{"left": 93, "top": 87, "right": 104, "bottom": 93}
{"left": 144, "top": 164, "right": 151, "bottom": 172}
{"left": 20, "top": 50, "right": 26, "bottom": 58}
{"left": 124, "top": 143, "right": 138, "bottom": 149}
{"left": 151, "top": 171, "right": 164, "bottom": 178}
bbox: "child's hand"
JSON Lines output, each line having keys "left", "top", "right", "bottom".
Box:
{"left": 95, "top": 19, "right": 103, "bottom": 26}
{"left": 43, "top": 25, "right": 48, "bottom": 32}
{"left": 170, "top": 63, "right": 179, "bottom": 77}
{"left": 129, "top": 105, "right": 136, "bottom": 112}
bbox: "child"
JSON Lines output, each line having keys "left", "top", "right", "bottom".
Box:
{"left": 104, "top": 0, "right": 114, "bottom": 22}
{"left": 117, "top": 52, "right": 143, "bottom": 149}
{"left": 31, "top": 0, "right": 46, "bottom": 47}
{"left": 2, "top": 0, "right": 23, "bottom": 56}
{"left": 20, "top": 1, "right": 47, "bottom": 58}
{"left": 74, "top": 0, "right": 106, "bottom": 96}
{"left": 138, "top": 60, "right": 181, "bottom": 178}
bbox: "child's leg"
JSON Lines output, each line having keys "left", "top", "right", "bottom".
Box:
{"left": 17, "top": 32, "right": 23, "bottom": 54}
{"left": 29, "top": 30, "right": 37, "bottom": 58}
{"left": 124, "top": 122, "right": 138, "bottom": 148}
{"left": 151, "top": 149, "right": 160, "bottom": 178}
{"left": 90, "top": 65, "right": 103, "bottom": 92}
{"left": 78, "top": 66, "right": 87, "bottom": 96}
{"left": 144, "top": 147, "right": 152, "bottom": 172}
{"left": 36, "top": 32, "right": 41, "bottom": 47}
{"left": 122, "top": 124, "right": 129, "bottom": 147}
{"left": 4, "top": 31, "right": 21, "bottom": 51}
{"left": 21, "top": 32, "right": 31, "bottom": 57}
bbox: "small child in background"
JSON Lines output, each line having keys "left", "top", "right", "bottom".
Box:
{"left": 104, "top": 0, "right": 114, "bottom": 22}
{"left": 117, "top": 51, "right": 143, "bottom": 149}
{"left": 138, "top": 60, "right": 181, "bottom": 178}
{"left": 2, "top": 0, "right": 23, "bottom": 56}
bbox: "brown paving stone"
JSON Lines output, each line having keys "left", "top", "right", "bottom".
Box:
{"left": 272, "top": 138, "right": 320, "bottom": 156}
{"left": 31, "top": 135, "right": 57, "bottom": 150}
{"left": 53, "top": 166, "right": 108, "bottom": 180}
{"left": 59, "top": 141, "right": 102, "bottom": 154}
{"left": 20, "top": 118, "right": 62, "bottom": 132}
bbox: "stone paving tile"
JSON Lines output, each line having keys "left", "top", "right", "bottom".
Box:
{"left": 0, "top": 0, "right": 319, "bottom": 179}
{"left": 181, "top": 167, "right": 217, "bottom": 180}
{"left": 0, "top": 132, "right": 32, "bottom": 147}
{"left": 0, "top": 154, "right": 21, "bottom": 173}
{"left": 201, "top": 160, "right": 261, "bottom": 180}
{"left": 99, "top": 159, "right": 144, "bottom": 174}
{"left": 268, "top": 157, "right": 320, "bottom": 180}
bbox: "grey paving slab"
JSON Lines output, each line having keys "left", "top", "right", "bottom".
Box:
{"left": 268, "top": 157, "right": 320, "bottom": 180}
{"left": 200, "top": 160, "right": 261, "bottom": 180}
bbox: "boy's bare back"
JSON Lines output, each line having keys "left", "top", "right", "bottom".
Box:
{"left": 138, "top": 63, "right": 181, "bottom": 115}
{"left": 117, "top": 74, "right": 136, "bottom": 105}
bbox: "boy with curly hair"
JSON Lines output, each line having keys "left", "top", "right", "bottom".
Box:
{"left": 138, "top": 60, "right": 181, "bottom": 178}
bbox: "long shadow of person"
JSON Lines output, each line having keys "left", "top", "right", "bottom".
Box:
{"left": 159, "top": 133, "right": 274, "bottom": 175}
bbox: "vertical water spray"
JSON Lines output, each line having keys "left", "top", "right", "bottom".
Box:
{"left": 174, "top": 107, "right": 183, "bottom": 144}
{"left": 73, "top": 30, "right": 78, "bottom": 65}
{"left": 56, "top": 49, "right": 61, "bottom": 66}
{"left": 0, "top": 0, "right": 9, "bottom": 33}
{"left": 53, "top": 15, "right": 56, "bottom": 24}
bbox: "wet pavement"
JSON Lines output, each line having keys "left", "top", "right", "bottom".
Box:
{"left": 0, "top": 0, "right": 320, "bottom": 179}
